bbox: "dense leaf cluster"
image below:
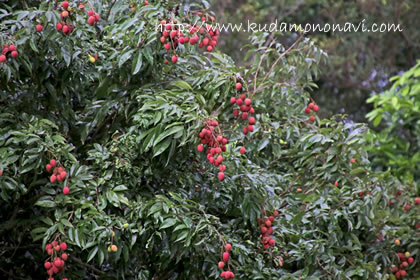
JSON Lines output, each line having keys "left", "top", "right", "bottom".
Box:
{"left": 0, "top": 1, "right": 418, "bottom": 279}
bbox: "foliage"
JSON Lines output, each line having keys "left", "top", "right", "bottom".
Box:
{"left": 0, "top": 0, "right": 419, "bottom": 280}
{"left": 210, "top": 0, "right": 420, "bottom": 122}
{"left": 366, "top": 61, "right": 420, "bottom": 185}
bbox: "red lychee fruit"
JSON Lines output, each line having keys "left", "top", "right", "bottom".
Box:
{"left": 63, "top": 186, "right": 70, "bottom": 195}
{"left": 222, "top": 251, "right": 229, "bottom": 262}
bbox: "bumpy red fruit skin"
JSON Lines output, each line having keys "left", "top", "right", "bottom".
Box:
{"left": 60, "top": 242, "right": 67, "bottom": 251}
{"left": 88, "top": 16, "right": 95, "bottom": 26}
{"left": 273, "top": 210, "right": 279, "bottom": 217}
{"left": 62, "top": 1, "right": 69, "bottom": 9}
{"left": 218, "top": 261, "right": 225, "bottom": 268}
{"left": 265, "top": 220, "right": 272, "bottom": 227}
{"left": 400, "top": 270, "right": 406, "bottom": 277}
{"left": 236, "top": 99, "right": 243, "bottom": 106}
{"left": 309, "top": 115, "right": 316, "bottom": 122}
{"left": 61, "top": 171, "right": 67, "bottom": 179}
{"left": 305, "top": 107, "right": 311, "bottom": 114}
{"left": 415, "top": 197, "right": 420, "bottom": 205}
{"left": 225, "top": 243, "right": 232, "bottom": 251}
{"left": 56, "top": 23, "right": 63, "bottom": 31}
{"left": 244, "top": 98, "right": 251, "bottom": 106}
{"left": 9, "top": 45, "right": 16, "bottom": 51}
{"left": 222, "top": 251, "right": 229, "bottom": 262}
{"left": 242, "top": 127, "right": 248, "bottom": 135}
{"left": 36, "top": 24, "right": 43, "bottom": 32}
{"left": 63, "top": 186, "right": 70, "bottom": 195}
{"left": 313, "top": 105, "right": 319, "bottom": 112}
{"left": 50, "top": 175, "right": 57, "bottom": 183}
{"left": 408, "top": 257, "right": 414, "bottom": 264}
{"left": 50, "top": 159, "right": 56, "bottom": 167}
{"left": 218, "top": 172, "right": 225, "bottom": 181}
{"left": 240, "top": 147, "right": 246, "bottom": 154}
{"left": 11, "top": 51, "right": 18, "bottom": 58}
{"left": 308, "top": 103, "right": 314, "bottom": 109}
{"left": 171, "top": 56, "right": 178, "bottom": 63}
{"left": 95, "top": 13, "right": 100, "bottom": 21}
{"left": 61, "top": 253, "right": 68, "bottom": 260}
{"left": 248, "top": 117, "right": 255, "bottom": 125}
{"left": 235, "top": 83, "right": 242, "bottom": 90}
{"left": 44, "top": 261, "right": 52, "bottom": 269}
{"left": 197, "top": 144, "right": 204, "bottom": 152}
{"left": 88, "top": 10, "right": 94, "bottom": 17}
{"left": 0, "top": 55, "right": 6, "bottom": 63}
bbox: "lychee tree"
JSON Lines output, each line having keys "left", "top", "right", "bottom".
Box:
{"left": 0, "top": 1, "right": 418, "bottom": 280}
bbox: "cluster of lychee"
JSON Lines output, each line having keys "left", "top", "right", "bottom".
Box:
{"left": 388, "top": 190, "right": 419, "bottom": 212}
{"left": 0, "top": 44, "right": 18, "bottom": 63}
{"left": 230, "top": 82, "right": 256, "bottom": 136}
{"left": 197, "top": 120, "right": 228, "bottom": 181}
{"left": 44, "top": 241, "right": 69, "bottom": 280}
{"left": 46, "top": 159, "right": 70, "bottom": 195}
{"left": 389, "top": 251, "right": 414, "bottom": 279}
{"left": 258, "top": 210, "right": 278, "bottom": 250}
{"left": 304, "top": 102, "right": 319, "bottom": 123}
{"left": 87, "top": 9, "right": 101, "bottom": 26}
{"left": 218, "top": 243, "right": 235, "bottom": 279}
{"left": 54, "top": 1, "right": 76, "bottom": 35}
{"left": 107, "top": 231, "right": 118, "bottom": 252}
{"left": 159, "top": 15, "right": 219, "bottom": 64}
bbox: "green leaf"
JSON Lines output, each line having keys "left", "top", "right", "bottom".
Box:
{"left": 173, "top": 80, "right": 193, "bottom": 90}
{"left": 35, "top": 197, "right": 56, "bottom": 208}
{"left": 153, "top": 138, "right": 171, "bottom": 157}
{"left": 119, "top": 49, "right": 135, "bottom": 68}
{"left": 87, "top": 246, "right": 98, "bottom": 263}
{"left": 132, "top": 51, "right": 143, "bottom": 75}
{"left": 60, "top": 219, "right": 73, "bottom": 228}
{"left": 160, "top": 218, "right": 177, "bottom": 229}
{"left": 153, "top": 125, "right": 184, "bottom": 147}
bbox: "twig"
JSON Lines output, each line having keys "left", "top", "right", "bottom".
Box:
{"left": 257, "top": 34, "right": 304, "bottom": 90}
{"left": 106, "top": 0, "right": 118, "bottom": 22}
{"left": 71, "top": 256, "right": 114, "bottom": 277}
{"left": 317, "top": 257, "right": 334, "bottom": 277}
